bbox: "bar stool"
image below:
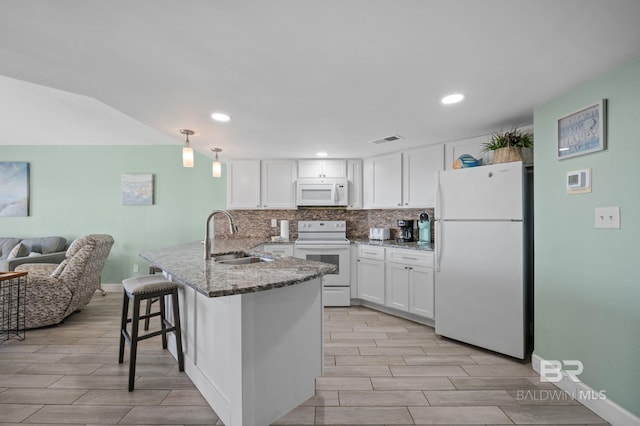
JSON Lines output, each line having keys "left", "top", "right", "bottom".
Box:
{"left": 118, "top": 274, "right": 184, "bottom": 391}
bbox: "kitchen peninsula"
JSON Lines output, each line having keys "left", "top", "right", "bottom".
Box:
{"left": 140, "top": 239, "right": 335, "bottom": 426}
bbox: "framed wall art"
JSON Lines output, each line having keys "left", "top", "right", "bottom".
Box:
{"left": 0, "top": 162, "right": 29, "bottom": 217}
{"left": 121, "top": 173, "right": 154, "bottom": 205}
{"left": 557, "top": 99, "right": 607, "bottom": 160}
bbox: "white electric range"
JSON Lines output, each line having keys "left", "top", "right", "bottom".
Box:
{"left": 294, "top": 220, "right": 351, "bottom": 307}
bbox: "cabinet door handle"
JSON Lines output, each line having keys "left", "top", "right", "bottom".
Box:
{"left": 401, "top": 256, "right": 417, "bottom": 261}
{"left": 397, "top": 203, "right": 402, "bottom": 206}
{"left": 364, "top": 251, "right": 377, "bottom": 256}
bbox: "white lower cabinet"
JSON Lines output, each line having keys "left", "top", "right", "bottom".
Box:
{"left": 385, "top": 248, "right": 434, "bottom": 320}
{"left": 357, "top": 258, "right": 385, "bottom": 304}
{"left": 385, "top": 262, "right": 434, "bottom": 318}
{"left": 408, "top": 265, "right": 434, "bottom": 318}
{"left": 356, "top": 245, "right": 385, "bottom": 304}
{"left": 350, "top": 244, "right": 359, "bottom": 299}
{"left": 356, "top": 245, "right": 434, "bottom": 321}
{"left": 385, "top": 262, "right": 410, "bottom": 311}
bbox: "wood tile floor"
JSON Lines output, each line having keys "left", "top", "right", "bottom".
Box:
{"left": 0, "top": 293, "right": 608, "bottom": 425}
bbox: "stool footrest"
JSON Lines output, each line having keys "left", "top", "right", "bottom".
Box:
{"left": 135, "top": 326, "right": 177, "bottom": 342}
{"left": 125, "top": 311, "right": 161, "bottom": 324}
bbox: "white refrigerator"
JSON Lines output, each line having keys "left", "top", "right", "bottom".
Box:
{"left": 435, "top": 161, "right": 532, "bottom": 359}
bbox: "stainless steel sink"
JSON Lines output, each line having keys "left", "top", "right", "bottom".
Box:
{"left": 212, "top": 252, "right": 272, "bottom": 265}
{"left": 212, "top": 252, "right": 250, "bottom": 262}
{"left": 217, "top": 256, "right": 266, "bottom": 265}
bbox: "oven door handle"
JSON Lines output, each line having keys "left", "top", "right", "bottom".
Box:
{"left": 294, "top": 245, "right": 350, "bottom": 250}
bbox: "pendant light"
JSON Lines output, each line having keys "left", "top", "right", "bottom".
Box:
{"left": 211, "top": 148, "right": 222, "bottom": 178}
{"left": 180, "top": 129, "right": 195, "bottom": 168}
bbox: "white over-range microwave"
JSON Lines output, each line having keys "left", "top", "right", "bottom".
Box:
{"left": 296, "top": 177, "right": 349, "bottom": 207}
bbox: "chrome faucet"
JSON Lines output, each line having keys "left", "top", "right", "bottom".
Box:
{"left": 204, "top": 210, "right": 239, "bottom": 260}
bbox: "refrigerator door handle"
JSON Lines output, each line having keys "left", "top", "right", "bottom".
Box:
{"left": 435, "top": 171, "right": 442, "bottom": 220}
{"left": 435, "top": 220, "right": 442, "bottom": 272}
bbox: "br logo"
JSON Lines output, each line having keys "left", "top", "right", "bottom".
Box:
{"left": 540, "top": 360, "right": 584, "bottom": 383}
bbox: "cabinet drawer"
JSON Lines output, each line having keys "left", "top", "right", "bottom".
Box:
{"left": 323, "top": 286, "right": 351, "bottom": 307}
{"left": 386, "top": 248, "right": 433, "bottom": 267}
{"left": 358, "top": 245, "right": 385, "bottom": 261}
{"left": 262, "top": 244, "right": 294, "bottom": 257}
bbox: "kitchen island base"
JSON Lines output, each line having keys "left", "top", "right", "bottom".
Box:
{"left": 164, "top": 276, "right": 323, "bottom": 426}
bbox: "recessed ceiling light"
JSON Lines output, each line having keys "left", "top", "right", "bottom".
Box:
{"left": 441, "top": 93, "right": 465, "bottom": 105}
{"left": 211, "top": 112, "right": 231, "bottom": 122}
{"left": 316, "top": 152, "right": 328, "bottom": 157}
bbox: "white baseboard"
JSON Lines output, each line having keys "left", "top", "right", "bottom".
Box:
{"left": 354, "top": 299, "right": 435, "bottom": 328}
{"left": 98, "top": 283, "right": 123, "bottom": 293}
{"left": 532, "top": 352, "right": 640, "bottom": 426}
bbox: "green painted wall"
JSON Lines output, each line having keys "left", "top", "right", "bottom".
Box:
{"left": 534, "top": 57, "right": 640, "bottom": 416}
{"left": 0, "top": 145, "right": 226, "bottom": 283}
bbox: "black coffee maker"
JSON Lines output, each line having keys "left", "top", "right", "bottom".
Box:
{"left": 397, "top": 219, "right": 414, "bottom": 243}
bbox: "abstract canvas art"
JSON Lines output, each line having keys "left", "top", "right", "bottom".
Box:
{"left": 0, "top": 162, "right": 29, "bottom": 217}
{"left": 121, "top": 173, "right": 154, "bottom": 205}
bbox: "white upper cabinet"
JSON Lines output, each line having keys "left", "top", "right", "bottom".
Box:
{"left": 363, "top": 152, "right": 403, "bottom": 209}
{"left": 298, "top": 160, "right": 347, "bottom": 178}
{"left": 402, "top": 145, "right": 444, "bottom": 207}
{"left": 227, "top": 160, "right": 297, "bottom": 210}
{"left": 261, "top": 160, "right": 297, "bottom": 209}
{"left": 347, "top": 159, "right": 363, "bottom": 209}
{"left": 364, "top": 146, "right": 443, "bottom": 209}
{"left": 227, "top": 160, "right": 261, "bottom": 209}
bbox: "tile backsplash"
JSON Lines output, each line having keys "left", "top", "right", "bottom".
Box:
{"left": 216, "top": 208, "right": 435, "bottom": 241}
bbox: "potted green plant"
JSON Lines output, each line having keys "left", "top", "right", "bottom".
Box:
{"left": 483, "top": 127, "right": 533, "bottom": 164}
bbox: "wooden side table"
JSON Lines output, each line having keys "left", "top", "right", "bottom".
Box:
{"left": 0, "top": 271, "right": 27, "bottom": 343}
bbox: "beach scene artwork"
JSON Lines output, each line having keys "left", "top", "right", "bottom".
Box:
{"left": 122, "top": 173, "right": 153, "bottom": 205}
{"left": 0, "top": 162, "right": 29, "bottom": 217}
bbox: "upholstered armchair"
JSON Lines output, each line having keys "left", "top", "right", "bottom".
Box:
{"left": 15, "top": 234, "right": 114, "bottom": 329}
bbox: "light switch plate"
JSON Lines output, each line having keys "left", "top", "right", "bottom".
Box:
{"left": 595, "top": 206, "right": 620, "bottom": 229}
{"left": 271, "top": 219, "right": 277, "bottom": 227}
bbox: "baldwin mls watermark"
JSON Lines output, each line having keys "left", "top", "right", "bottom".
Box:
{"left": 516, "top": 360, "right": 607, "bottom": 402}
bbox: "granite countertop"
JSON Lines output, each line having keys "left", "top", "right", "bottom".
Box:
{"left": 350, "top": 238, "right": 434, "bottom": 252}
{"left": 139, "top": 239, "right": 335, "bottom": 298}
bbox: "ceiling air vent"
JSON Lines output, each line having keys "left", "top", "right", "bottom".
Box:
{"left": 369, "top": 135, "right": 403, "bottom": 145}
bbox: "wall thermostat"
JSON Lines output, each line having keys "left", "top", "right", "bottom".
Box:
{"left": 566, "top": 168, "right": 591, "bottom": 194}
